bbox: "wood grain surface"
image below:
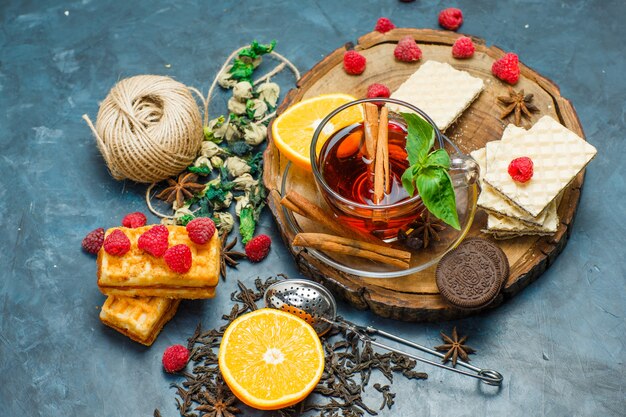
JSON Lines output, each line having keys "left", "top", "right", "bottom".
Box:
{"left": 263, "top": 29, "right": 587, "bottom": 321}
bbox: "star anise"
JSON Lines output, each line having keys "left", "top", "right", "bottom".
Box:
{"left": 405, "top": 211, "right": 446, "bottom": 249}
{"left": 219, "top": 233, "right": 246, "bottom": 280}
{"left": 196, "top": 383, "right": 241, "bottom": 417}
{"left": 497, "top": 86, "right": 539, "bottom": 126}
{"left": 434, "top": 327, "right": 476, "bottom": 367}
{"left": 156, "top": 172, "right": 205, "bottom": 208}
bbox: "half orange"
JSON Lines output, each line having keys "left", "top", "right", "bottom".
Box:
{"left": 218, "top": 308, "right": 325, "bottom": 410}
{"left": 271, "top": 93, "right": 363, "bottom": 171}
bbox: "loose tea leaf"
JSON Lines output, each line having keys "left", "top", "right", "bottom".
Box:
{"left": 164, "top": 276, "right": 427, "bottom": 417}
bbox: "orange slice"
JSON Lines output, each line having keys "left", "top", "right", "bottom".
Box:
{"left": 271, "top": 93, "right": 363, "bottom": 171}
{"left": 218, "top": 308, "right": 324, "bottom": 410}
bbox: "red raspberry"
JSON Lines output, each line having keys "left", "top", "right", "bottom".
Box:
{"left": 375, "top": 17, "right": 395, "bottom": 33}
{"left": 162, "top": 344, "right": 189, "bottom": 373}
{"left": 438, "top": 7, "right": 463, "bottom": 31}
{"left": 508, "top": 157, "right": 534, "bottom": 183}
{"left": 164, "top": 244, "right": 193, "bottom": 273}
{"left": 148, "top": 224, "right": 169, "bottom": 237}
{"left": 103, "top": 229, "right": 131, "bottom": 256}
{"left": 452, "top": 36, "right": 475, "bottom": 59}
{"left": 82, "top": 227, "right": 104, "bottom": 254}
{"left": 138, "top": 225, "right": 169, "bottom": 257}
{"left": 343, "top": 50, "right": 367, "bottom": 75}
{"left": 366, "top": 83, "right": 391, "bottom": 100}
{"left": 492, "top": 53, "right": 520, "bottom": 85}
{"left": 245, "top": 234, "right": 272, "bottom": 262}
{"left": 186, "top": 217, "right": 216, "bottom": 245}
{"left": 121, "top": 212, "right": 147, "bottom": 228}
{"left": 394, "top": 36, "right": 422, "bottom": 62}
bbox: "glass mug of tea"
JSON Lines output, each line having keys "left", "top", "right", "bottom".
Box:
{"left": 309, "top": 97, "right": 480, "bottom": 241}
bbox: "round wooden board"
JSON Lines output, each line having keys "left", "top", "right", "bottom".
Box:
{"left": 262, "top": 29, "right": 587, "bottom": 321}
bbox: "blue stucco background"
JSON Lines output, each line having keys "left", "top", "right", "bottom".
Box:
{"left": 0, "top": 0, "right": 624, "bottom": 416}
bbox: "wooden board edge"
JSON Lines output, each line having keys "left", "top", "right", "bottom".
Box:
{"left": 263, "top": 29, "right": 589, "bottom": 321}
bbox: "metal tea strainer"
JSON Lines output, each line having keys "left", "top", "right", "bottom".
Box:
{"left": 264, "top": 279, "right": 503, "bottom": 386}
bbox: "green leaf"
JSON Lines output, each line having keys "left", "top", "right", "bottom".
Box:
{"left": 416, "top": 167, "right": 460, "bottom": 230}
{"left": 178, "top": 214, "right": 195, "bottom": 226}
{"left": 247, "top": 151, "right": 264, "bottom": 177}
{"left": 424, "top": 149, "right": 451, "bottom": 169}
{"left": 229, "top": 141, "right": 252, "bottom": 156}
{"left": 229, "top": 40, "right": 276, "bottom": 83}
{"left": 187, "top": 165, "right": 212, "bottom": 176}
{"left": 229, "top": 61, "right": 254, "bottom": 81}
{"left": 239, "top": 40, "right": 276, "bottom": 59}
{"left": 239, "top": 207, "right": 256, "bottom": 243}
{"left": 401, "top": 167, "right": 416, "bottom": 197}
{"left": 400, "top": 112, "right": 435, "bottom": 164}
{"left": 204, "top": 184, "right": 229, "bottom": 203}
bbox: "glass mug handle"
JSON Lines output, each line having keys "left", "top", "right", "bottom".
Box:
{"left": 449, "top": 153, "right": 480, "bottom": 188}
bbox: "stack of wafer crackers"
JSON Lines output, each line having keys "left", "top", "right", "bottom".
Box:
{"left": 472, "top": 116, "right": 597, "bottom": 238}
{"left": 96, "top": 225, "right": 220, "bottom": 345}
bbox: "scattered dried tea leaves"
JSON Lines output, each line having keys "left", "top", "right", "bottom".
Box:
{"left": 159, "top": 276, "right": 428, "bottom": 417}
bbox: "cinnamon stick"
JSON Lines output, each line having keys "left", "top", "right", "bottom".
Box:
{"left": 373, "top": 106, "right": 389, "bottom": 203}
{"left": 363, "top": 103, "right": 379, "bottom": 162}
{"left": 292, "top": 233, "right": 411, "bottom": 269}
{"left": 280, "top": 190, "right": 379, "bottom": 243}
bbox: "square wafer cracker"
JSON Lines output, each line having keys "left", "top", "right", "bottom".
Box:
{"left": 485, "top": 206, "right": 559, "bottom": 235}
{"left": 471, "top": 124, "right": 556, "bottom": 227}
{"left": 97, "top": 225, "right": 220, "bottom": 299}
{"left": 483, "top": 116, "right": 597, "bottom": 217}
{"left": 388, "top": 60, "right": 484, "bottom": 131}
{"left": 100, "top": 296, "right": 181, "bottom": 346}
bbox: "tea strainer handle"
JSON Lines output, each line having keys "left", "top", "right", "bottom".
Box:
{"left": 359, "top": 323, "right": 503, "bottom": 386}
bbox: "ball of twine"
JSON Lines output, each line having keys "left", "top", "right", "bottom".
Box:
{"left": 83, "top": 75, "right": 203, "bottom": 183}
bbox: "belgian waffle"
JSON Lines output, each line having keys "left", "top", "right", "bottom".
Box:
{"left": 97, "top": 225, "right": 220, "bottom": 299}
{"left": 100, "top": 295, "right": 181, "bottom": 346}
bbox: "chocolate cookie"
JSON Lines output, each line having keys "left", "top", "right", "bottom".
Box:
{"left": 436, "top": 238, "right": 508, "bottom": 309}
{"left": 461, "top": 237, "right": 510, "bottom": 287}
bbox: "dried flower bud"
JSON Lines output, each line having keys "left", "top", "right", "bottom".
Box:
{"left": 233, "top": 81, "right": 253, "bottom": 101}
{"left": 213, "top": 211, "right": 234, "bottom": 235}
{"left": 214, "top": 119, "right": 241, "bottom": 142}
{"left": 232, "top": 173, "right": 258, "bottom": 191}
{"left": 228, "top": 97, "right": 247, "bottom": 115}
{"left": 235, "top": 192, "right": 251, "bottom": 216}
{"left": 173, "top": 205, "right": 194, "bottom": 222}
{"left": 243, "top": 122, "right": 267, "bottom": 146}
{"left": 213, "top": 191, "right": 233, "bottom": 211}
{"left": 193, "top": 156, "right": 212, "bottom": 171}
{"left": 217, "top": 65, "right": 237, "bottom": 88}
{"left": 257, "top": 82, "right": 280, "bottom": 107}
{"left": 204, "top": 116, "right": 226, "bottom": 143}
{"left": 247, "top": 99, "right": 268, "bottom": 120}
{"left": 210, "top": 156, "right": 223, "bottom": 168}
{"left": 224, "top": 156, "right": 251, "bottom": 177}
{"left": 200, "top": 141, "right": 225, "bottom": 158}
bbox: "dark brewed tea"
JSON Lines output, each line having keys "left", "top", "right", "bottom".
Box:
{"left": 318, "top": 118, "right": 424, "bottom": 239}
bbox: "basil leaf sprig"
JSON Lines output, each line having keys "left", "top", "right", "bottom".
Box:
{"left": 400, "top": 113, "right": 460, "bottom": 230}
